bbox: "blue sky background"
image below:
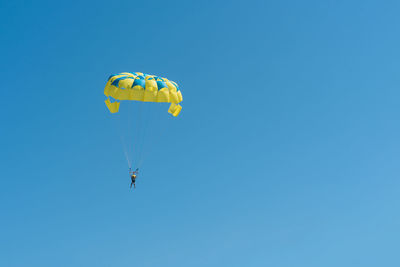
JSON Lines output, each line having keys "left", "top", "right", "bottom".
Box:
{"left": 1, "top": 0, "right": 400, "bottom": 266}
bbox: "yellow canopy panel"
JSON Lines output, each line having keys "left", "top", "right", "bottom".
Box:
{"left": 104, "top": 72, "right": 183, "bottom": 116}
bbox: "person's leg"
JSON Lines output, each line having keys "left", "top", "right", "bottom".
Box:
{"left": 130, "top": 182, "right": 133, "bottom": 188}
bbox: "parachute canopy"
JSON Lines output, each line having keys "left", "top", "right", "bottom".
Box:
{"left": 104, "top": 72, "right": 183, "bottom": 116}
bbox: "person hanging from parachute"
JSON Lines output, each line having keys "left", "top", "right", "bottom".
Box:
{"left": 104, "top": 72, "right": 183, "bottom": 189}
{"left": 130, "top": 168, "right": 139, "bottom": 189}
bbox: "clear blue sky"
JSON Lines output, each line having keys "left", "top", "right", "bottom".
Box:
{"left": 1, "top": 0, "right": 400, "bottom": 266}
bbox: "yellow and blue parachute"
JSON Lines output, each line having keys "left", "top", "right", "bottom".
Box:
{"left": 104, "top": 72, "right": 183, "bottom": 116}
